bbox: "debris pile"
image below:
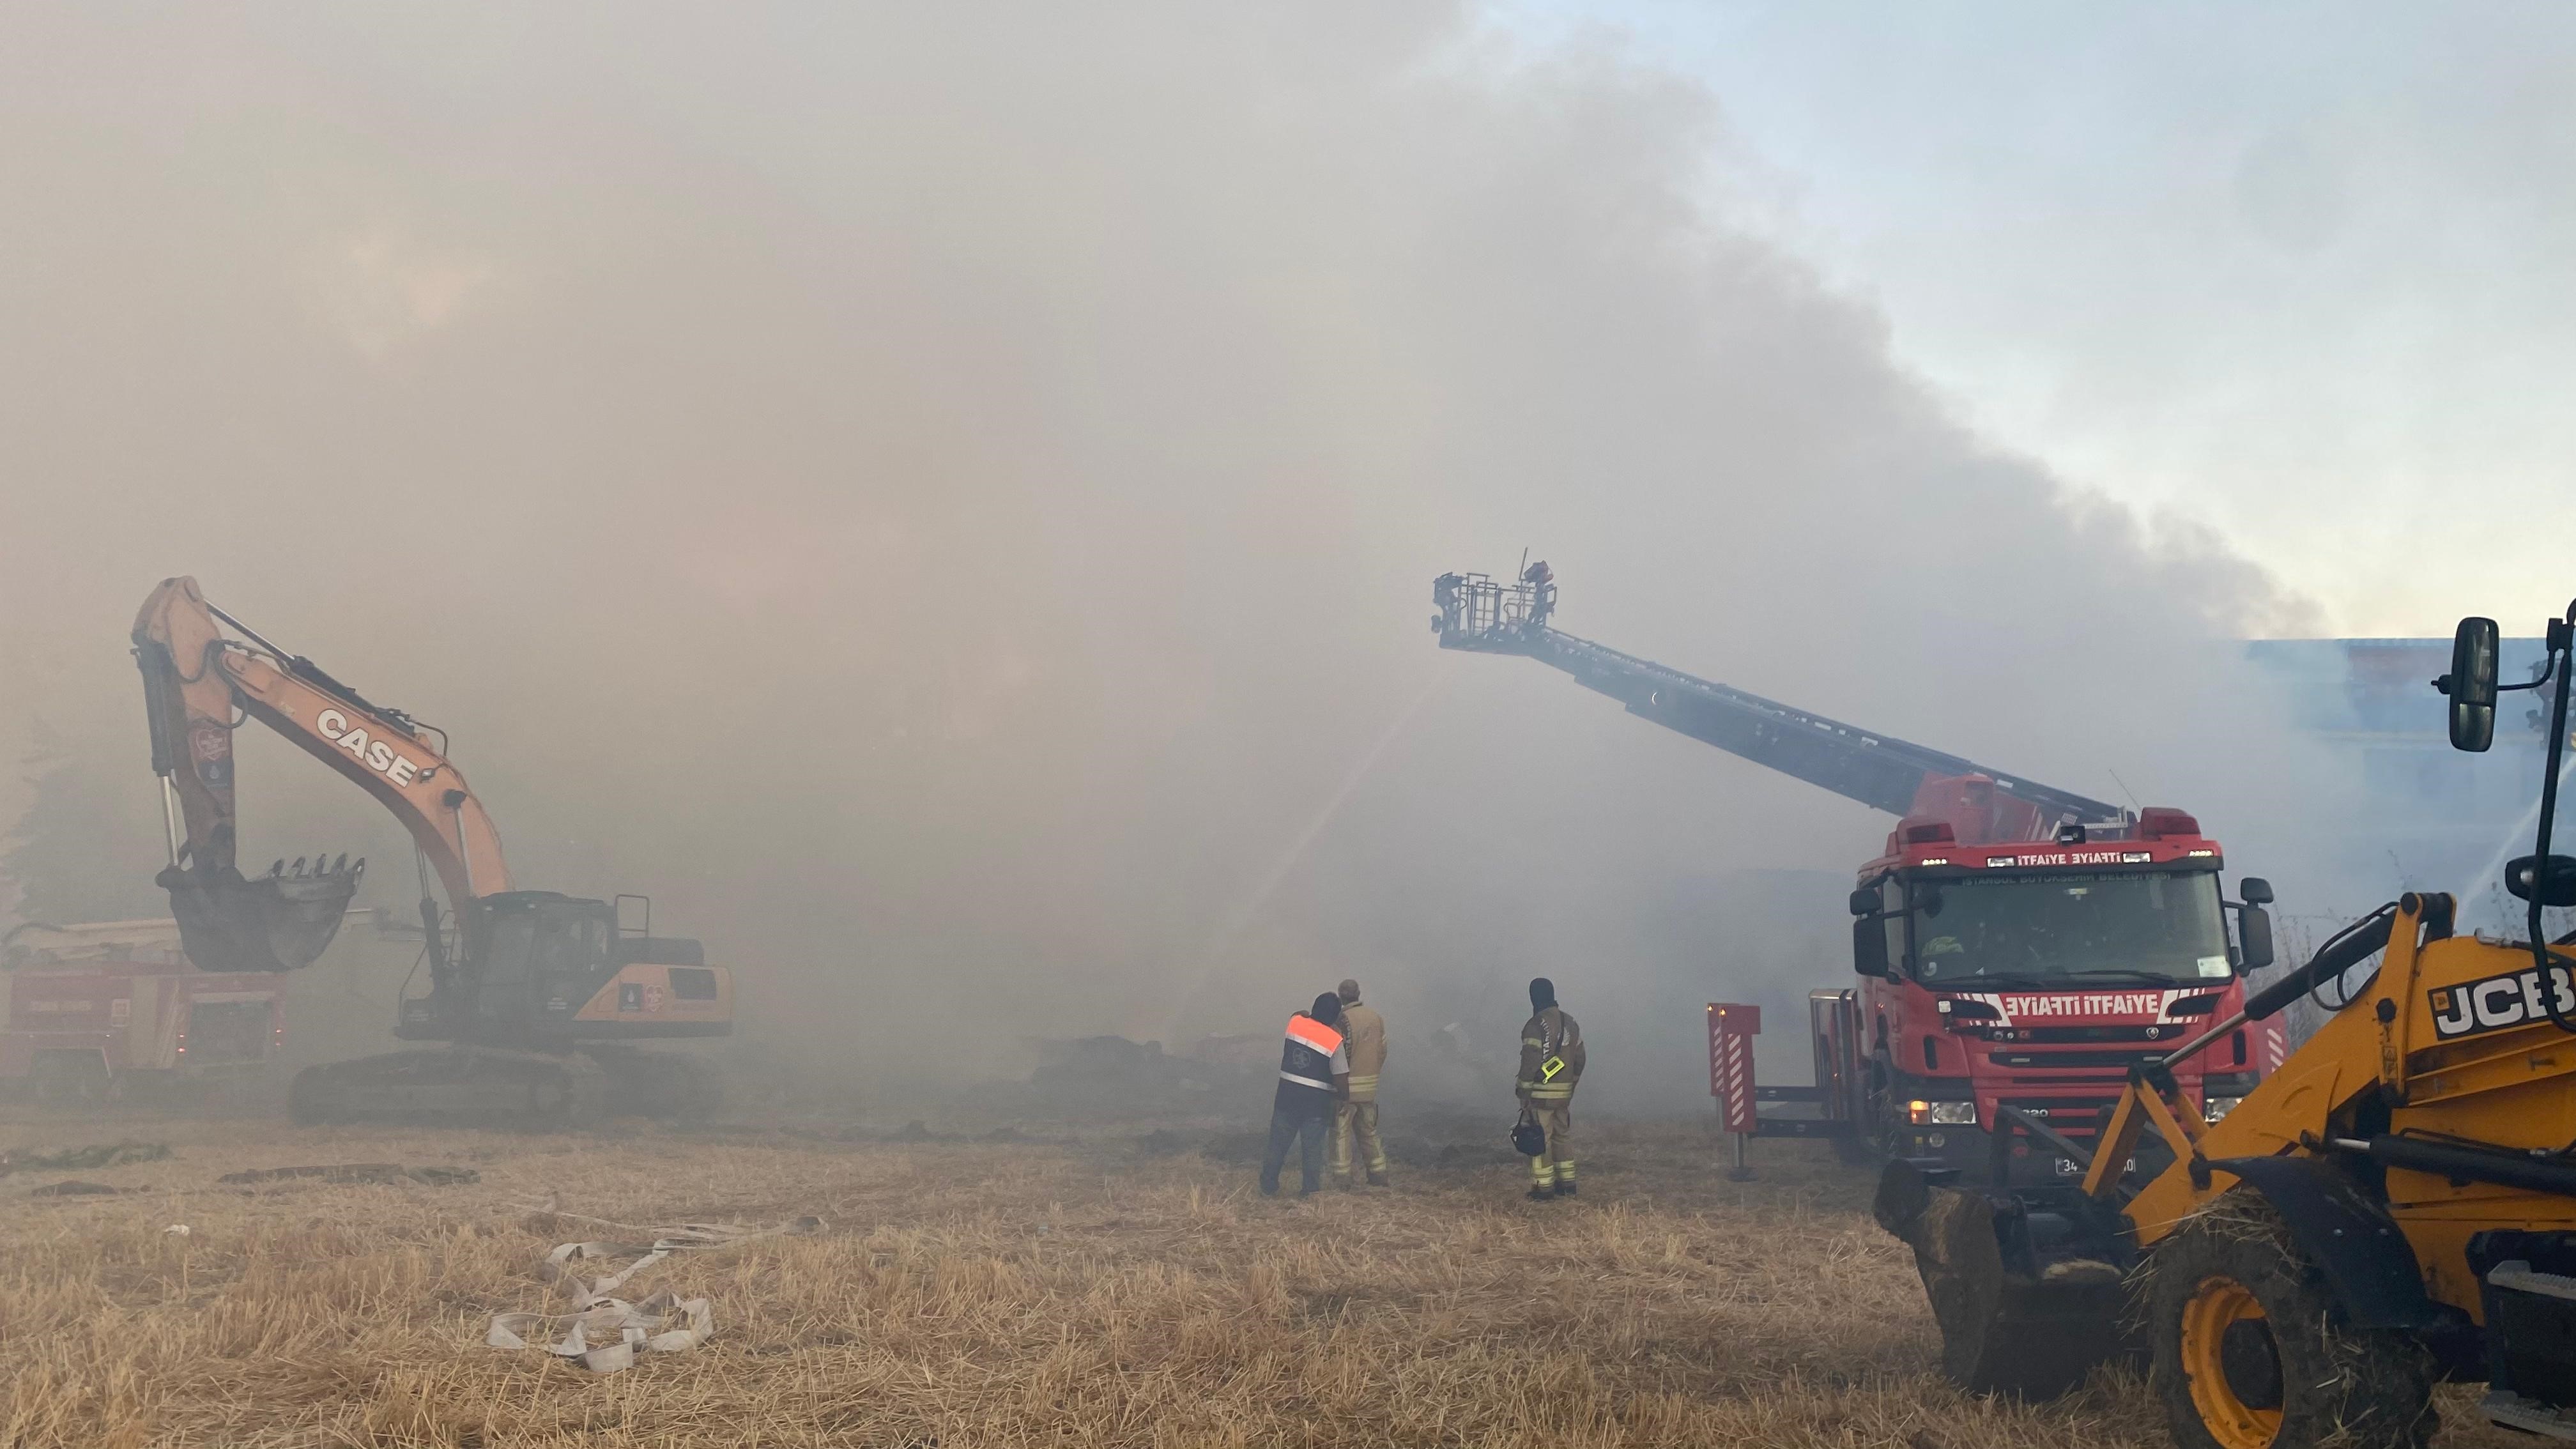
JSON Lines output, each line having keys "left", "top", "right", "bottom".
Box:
{"left": 955, "top": 1034, "right": 1269, "bottom": 1122}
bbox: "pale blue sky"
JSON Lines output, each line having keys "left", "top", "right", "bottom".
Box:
{"left": 1494, "top": 1, "right": 2576, "bottom": 635}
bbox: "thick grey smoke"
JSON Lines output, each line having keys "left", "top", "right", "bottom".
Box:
{"left": 0, "top": 4, "right": 2341, "bottom": 1112}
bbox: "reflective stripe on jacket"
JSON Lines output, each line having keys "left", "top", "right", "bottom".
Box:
{"left": 1517, "top": 1006, "right": 1584, "bottom": 1101}
{"left": 1279, "top": 1013, "right": 1347, "bottom": 1093}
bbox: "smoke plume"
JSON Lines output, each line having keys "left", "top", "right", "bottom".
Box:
{"left": 0, "top": 4, "right": 2338, "bottom": 1110}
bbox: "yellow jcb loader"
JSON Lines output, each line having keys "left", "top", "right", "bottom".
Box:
{"left": 1877, "top": 601, "right": 2576, "bottom": 1448}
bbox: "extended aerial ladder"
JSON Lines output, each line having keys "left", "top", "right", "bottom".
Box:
{"left": 132, "top": 576, "right": 730, "bottom": 1122}
{"left": 1432, "top": 564, "right": 2128, "bottom": 843}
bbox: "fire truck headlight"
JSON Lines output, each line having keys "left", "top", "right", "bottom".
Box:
{"left": 2204, "top": 1095, "right": 2244, "bottom": 1124}
{"left": 1910, "top": 1100, "right": 1977, "bottom": 1126}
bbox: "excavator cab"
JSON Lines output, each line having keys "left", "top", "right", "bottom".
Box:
{"left": 399, "top": 891, "right": 621, "bottom": 1043}
{"left": 472, "top": 892, "right": 614, "bottom": 1032}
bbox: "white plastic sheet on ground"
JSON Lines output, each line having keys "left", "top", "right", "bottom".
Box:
{"left": 486, "top": 1215, "right": 822, "bottom": 1372}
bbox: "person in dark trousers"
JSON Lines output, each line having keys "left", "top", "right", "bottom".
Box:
{"left": 1259, "top": 992, "right": 1349, "bottom": 1197}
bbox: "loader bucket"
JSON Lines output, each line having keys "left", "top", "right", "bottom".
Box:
{"left": 1874, "top": 1160, "right": 2139, "bottom": 1399}
{"left": 158, "top": 857, "right": 363, "bottom": 972}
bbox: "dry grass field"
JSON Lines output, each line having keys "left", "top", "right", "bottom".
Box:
{"left": 0, "top": 1113, "right": 2529, "bottom": 1448}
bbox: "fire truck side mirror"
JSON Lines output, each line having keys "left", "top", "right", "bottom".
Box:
{"left": 1851, "top": 916, "right": 1890, "bottom": 977}
{"left": 2441, "top": 616, "right": 2500, "bottom": 753}
{"left": 2239, "top": 876, "right": 2274, "bottom": 906}
{"left": 2235, "top": 902, "right": 2275, "bottom": 972}
{"left": 1849, "top": 888, "right": 1878, "bottom": 917}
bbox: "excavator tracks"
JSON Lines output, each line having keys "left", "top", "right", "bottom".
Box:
{"left": 287, "top": 1046, "right": 720, "bottom": 1127}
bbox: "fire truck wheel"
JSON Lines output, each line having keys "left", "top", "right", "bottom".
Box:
{"left": 31, "top": 1052, "right": 110, "bottom": 1108}
{"left": 1855, "top": 1054, "right": 1903, "bottom": 1162}
{"left": 2148, "top": 1199, "right": 2433, "bottom": 1449}
{"left": 1832, "top": 1124, "right": 1885, "bottom": 1167}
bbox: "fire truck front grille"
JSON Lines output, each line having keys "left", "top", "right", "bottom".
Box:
{"left": 1995, "top": 1097, "right": 2120, "bottom": 1144}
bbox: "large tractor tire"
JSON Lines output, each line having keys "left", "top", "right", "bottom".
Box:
{"left": 2147, "top": 1201, "right": 2435, "bottom": 1449}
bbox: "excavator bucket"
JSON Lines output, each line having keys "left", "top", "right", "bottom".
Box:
{"left": 159, "top": 856, "right": 363, "bottom": 972}
{"left": 1873, "top": 1160, "right": 2139, "bottom": 1398}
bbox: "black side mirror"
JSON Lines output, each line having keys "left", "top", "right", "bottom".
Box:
{"left": 1849, "top": 887, "right": 1878, "bottom": 918}
{"left": 2441, "top": 616, "right": 2501, "bottom": 752}
{"left": 2239, "top": 876, "right": 2274, "bottom": 907}
{"left": 2507, "top": 855, "right": 2576, "bottom": 908}
{"left": 1852, "top": 916, "right": 1889, "bottom": 977}
{"left": 2237, "top": 903, "right": 2275, "bottom": 972}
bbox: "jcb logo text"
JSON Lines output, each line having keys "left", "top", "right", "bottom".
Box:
{"left": 2430, "top": 965, "right": 2576, "bottom": 1041}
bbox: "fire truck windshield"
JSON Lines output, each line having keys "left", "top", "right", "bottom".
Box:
{"left": 1910, "top": 870, "right": 2231, "bottom": 986}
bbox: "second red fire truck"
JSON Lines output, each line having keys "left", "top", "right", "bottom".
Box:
{"left": 1, "top": 917, "right": 289, "bottom": 1103}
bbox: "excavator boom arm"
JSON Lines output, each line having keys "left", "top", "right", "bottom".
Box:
{"left": 215, "top": 651, "right": 509, "bottom": 906}
{"left": 134, "top": 577, "right": 510, "bottom": 968}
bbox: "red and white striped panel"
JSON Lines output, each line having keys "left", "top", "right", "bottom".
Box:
{"left": 1715, "top": 1032, "right": 1758, "bottom": 1132}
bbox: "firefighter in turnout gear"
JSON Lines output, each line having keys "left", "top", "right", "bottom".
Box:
{"left": 1331, "top": 977, "right": 1388, "bottom": 1188}
{"left": 1259, "top": 992, "right": 1349, "bottom": 1197}
{"left": 1516, "top": 976, "right": 1584, "bottom": 1199}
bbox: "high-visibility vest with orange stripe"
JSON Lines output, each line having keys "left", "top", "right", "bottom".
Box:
{"left": 1278, "top": 1013, "right": 1346, "bottom": 1095}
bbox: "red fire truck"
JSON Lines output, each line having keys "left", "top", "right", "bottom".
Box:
{"left": 1432, "top": 563, "right": 2286, "bottom": 1183}
{"left": 1, "top": 919, "right": 289, "bottom": 1103}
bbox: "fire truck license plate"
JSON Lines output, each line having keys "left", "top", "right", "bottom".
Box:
{"left": 2054, "top": 1156, "right": 2136, "bottom": 1177}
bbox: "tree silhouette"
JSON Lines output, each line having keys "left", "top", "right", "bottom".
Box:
{"left": 2, "top": 719, "right": 162, "bottom": 926}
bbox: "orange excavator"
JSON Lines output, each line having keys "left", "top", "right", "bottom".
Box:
{"left": 132, "top": 577, "right": 729, "bottom": 1123}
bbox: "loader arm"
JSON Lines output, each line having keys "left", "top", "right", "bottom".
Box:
{"left": 134, "top": 576, "right": 510, "bottom": 969}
